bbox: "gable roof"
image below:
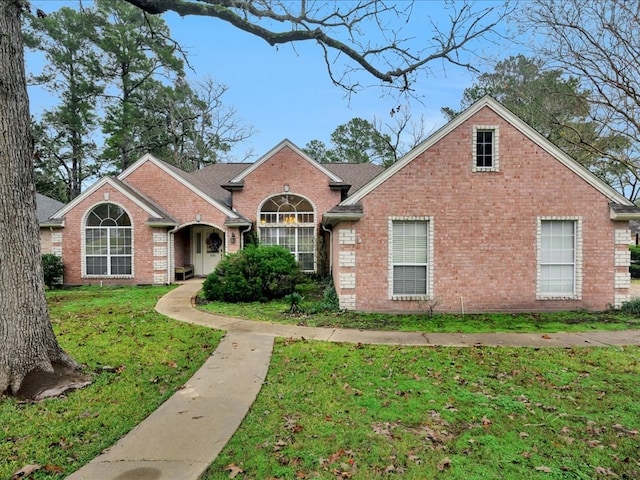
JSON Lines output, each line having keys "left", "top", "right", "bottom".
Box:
{"left": 190, "top": 163, "right": 250, "bottom": 205}
{"left": 118, "top": 153, "right": 240, "bottom": 219}
{"left": 342, "top": 96, "right": 634, "bottom": 207}
{"left": 228, "top": 139, "right": 343, "bottom": 184}
{"left": 52, "top": 176, "right": 178, "bottom": 226}
{"left": 36, "top": 193, "right": 65, "bottom": 226}
{"left": 324, "top": 163, "right": 385, "bottom": 195}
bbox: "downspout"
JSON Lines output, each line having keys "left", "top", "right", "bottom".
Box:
{"left": 321, "top": 223, "right": 333, "bottom": 274}
{"left": 240, "top": 224, "right": 252, "bottom": 249}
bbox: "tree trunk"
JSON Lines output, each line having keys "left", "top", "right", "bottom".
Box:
{"left": 0, "top": 0, "right": 79, "bottom": 396}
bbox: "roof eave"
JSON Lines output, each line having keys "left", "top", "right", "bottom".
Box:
{"left": 146, "top": 220, "right": 179, "bottom": 227}
{"left": 610, "top": 205, "right": 640, "bottom": 221}
{"left": 322, "top": 212, "right": 364, "bottom": 226}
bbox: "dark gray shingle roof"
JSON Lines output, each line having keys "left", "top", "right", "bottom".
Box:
{"left": 36, "top": 193, "right": 65, "bottom": 224}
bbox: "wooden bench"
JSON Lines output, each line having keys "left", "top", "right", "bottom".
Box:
{"left": 175, "top": 264, "right": 194, "bottom": 281}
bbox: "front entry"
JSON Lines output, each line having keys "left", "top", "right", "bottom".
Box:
{"left": 192, "top": 227, "right": 223, "bottom": 276}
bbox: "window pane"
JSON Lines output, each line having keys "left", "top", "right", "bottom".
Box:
{"left": 393, "top": 266, "right": 427, "bottom": 295}
{"left": 393, "top": 221, "right": 428, "bottom": 263}
{"left": 298, "top": 253, "right": 314, "bottom": 272}
{"left": 86, "top": 256, "right": 108, "bottom": 275}
{"left": 540, "top": 220, "right": 575, "bottom": 295}
{"left": 540, "top": 265, "right": 574, "bottom": 294}
{"left": 110, "top": 257, "right": 132, "bottom": 275}
{"left": 476, "top": 130, "right": 493, "bottom": 167}
{"left": 86, "top": 228, "right": 108, "bottom": 255}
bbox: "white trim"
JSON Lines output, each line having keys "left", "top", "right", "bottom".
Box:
{"left": 229, "top": 139, "right": 343, "bottom": 183}
{"left": 53, "top": 177, "right": 163, "bottom": 220}
{"left": 388, "top": 216, "right": 434, "bottom": 300}
{"left": 472, "top": 125, "right": 500, "bottom": 172}
{"left": 536, "top": 216, "right": 583, "bottom": 300}
{"left": 342, "top": 96, "right": 632, "bottom": 207}
{"left": 118, "top": 153, "right": 239, "bottom": 219}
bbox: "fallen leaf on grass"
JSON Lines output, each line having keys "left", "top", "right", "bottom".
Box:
{"left": 43, "top": 464, "right": 64, "bottom": 474}
{"left": 535, "top": 465, "right": 552, "bottom": 473}
{"left": 11, "top": 464, "right": 41, "bottom": 479}
{"left": 225, "top": 463, "right": 244, "bottom": 478}
{"left": 594, "top": 466, "right": 619, "bottom": 476}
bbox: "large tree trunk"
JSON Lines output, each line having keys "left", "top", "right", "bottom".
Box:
{"left": 0, "top": 0, "right": 79, "bottom": 396}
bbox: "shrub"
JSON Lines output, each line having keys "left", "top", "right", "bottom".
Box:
{"left": 202, "top": 245, "right": 301, "bottom": 302}
{"left": 630, "top": 245, "right": 640, "bottom": 278}
{"left": 620, "top": 297, "right": 640, "bottom": 315}
{"left": 42, "top": 253, "right": 64, "bottom": 289}
{"left": 307, "top": 276, "right": 341, "bottom": 314}
{"left": 284, "top": 292, "right": 304, "bottom": 314}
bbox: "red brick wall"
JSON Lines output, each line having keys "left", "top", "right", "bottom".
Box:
{"left": 344, "top": 106, "right": 618, "bottom": 313}
{"left": 232, "top": 146, "right": 343, "bottom": 267}
{"left": 125, "top": 162, "right": 231, "bottom": 229}
{"left": 232, "top": 146, "right": 343, "bottom": 220}
{"left": 61, "top": 187, "right": 160, "bottom": 285}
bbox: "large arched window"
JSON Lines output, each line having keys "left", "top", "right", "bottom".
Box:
{"left": 85, "top": 203, "right": 132, "bottom": 276}
{"left": 259, "top": 194, "right": 315, "bottom": 272}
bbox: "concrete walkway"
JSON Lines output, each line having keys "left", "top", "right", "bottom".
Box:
{"left": 67, "top": 280, "right": 640, "bottom": 480}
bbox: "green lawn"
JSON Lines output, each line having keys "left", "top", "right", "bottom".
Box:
{"left": 199, "top": 297, "right": 640, "bottom": 333}
{"left": 203, "top": 339, "right": 640, "bottom": 479}
{"left": 0, "top": 286, "right": 224, "bottom": 480}
{"left": 3, "top": 286, "right": 640, "bottom": 479}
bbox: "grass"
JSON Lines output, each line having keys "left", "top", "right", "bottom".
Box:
{"left": 4, "top": 283, "right": 640, "bottom": 479}
{"left": 203, "top": 339, "right": 640, "bottom": 479}
{"left": 198, "top": 279, "right": 640, "bottom": 333}
{"left": 0, "top": 286, "right": 224, "bottom": 480}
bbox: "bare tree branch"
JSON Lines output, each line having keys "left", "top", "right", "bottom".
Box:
{"left": 122, "top": 0, "right": 513, "bottom": 93}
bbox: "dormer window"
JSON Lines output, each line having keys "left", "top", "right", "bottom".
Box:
{"left": 473, "top": 125, "right": 499, "bottom": 172}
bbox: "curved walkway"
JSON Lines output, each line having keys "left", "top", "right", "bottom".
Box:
{"left": 67, "top": 280, "right": 640, "bottom": 480}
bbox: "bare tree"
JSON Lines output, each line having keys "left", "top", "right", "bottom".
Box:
{"left": 373, "top": 105, "right": 431, "bottom": 165}
{"left": 521, "top": 0, "right": 640, "bottom": 200}
{"left": 124, "top": 0, "right": 513, "bottom": 94}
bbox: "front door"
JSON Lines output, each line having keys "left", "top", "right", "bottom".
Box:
{"left": 192, "top": 227, "right": 222, "bottom": 276}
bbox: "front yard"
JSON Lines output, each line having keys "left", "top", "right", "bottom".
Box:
{"left": 2, "top": 285, "right": 639, "bottom": 479}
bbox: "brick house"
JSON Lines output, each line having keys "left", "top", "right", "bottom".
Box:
{"left": 45, "top": 97, "right": 640, "bottom": 312}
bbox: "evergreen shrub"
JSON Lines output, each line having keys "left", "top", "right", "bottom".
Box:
{"left": 42, "top": 253, "right": 64, "bottom": 289}
{"left": 202, "top": 245, "right": 301, "bottom": 302}
{"left": 630, "top": 245, "right": 640, "bottom": 278}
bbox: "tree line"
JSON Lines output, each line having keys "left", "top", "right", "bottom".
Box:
{"left": 25, "top": 0, "right": 253, "bottom": 203}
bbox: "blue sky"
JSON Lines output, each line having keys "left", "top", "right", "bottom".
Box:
{"left": 25, "top": 1, "right": 519, "bottom": 161}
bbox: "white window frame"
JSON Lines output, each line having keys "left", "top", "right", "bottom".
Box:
{"left": 472, "top": 125, "right": 500, "bottom": 172}
{"left": 82, "top": 202, "right": 134, "bottom": 278}
{"left": 536, "top": 217, "right": 582, "bottom": 300}
{"left": 258, "top": 194, "right": 316, "bottom": 273}
{"left": 388, "top": 217, "right": 434, "bottom": 300}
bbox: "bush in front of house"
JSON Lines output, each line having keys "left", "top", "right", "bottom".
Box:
{"left": 42, "top": 253, "right": 64, "bottom": 289}
{"left": 630, "top": 245, "right": 640, "bottom": 278}
{"left": 202, "top": 245, "right": 301, "bottom": 302}
{"left": 620, "top": 297, "right": 640, "bottom": 315}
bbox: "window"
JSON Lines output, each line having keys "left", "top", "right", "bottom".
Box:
{"left": 473, "top": 125, "right": 499, "bottom": 172}
{"left": 85, "top": 203, "right": 132, "bottom": 276}
{"left": 391, "top": 219, "right": 430, "bottom": 297}
{"left": 259, "top": 194, "right": 315, "bottom": 272}
{"left": 538, "top": 218, "right": 582, "bottom": 298}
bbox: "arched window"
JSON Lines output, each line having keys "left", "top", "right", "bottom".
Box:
{"left": 259, "top": 195, "right": 315, "bottom": 272}
{"left": 85, "top": 203, "right": 132, "bottom": 276}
